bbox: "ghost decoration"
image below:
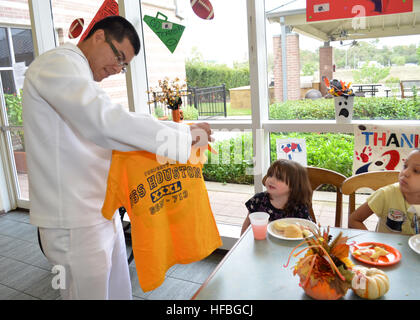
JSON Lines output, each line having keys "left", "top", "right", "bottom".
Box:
{"left": 323, "top": 77, "right": 355, "bottom": 124}
{"left": 334, "top": 95, "right": 354, "bottom": 123}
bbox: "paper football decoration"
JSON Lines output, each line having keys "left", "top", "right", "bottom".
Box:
{"left": 68, "top": 18, "right": 84, "bottom": 39}
{"left": 143, "top": 12, "right": 185, "bottom": 54}
{"left": 190, "top": 0, "right": 214, "bottom": 20}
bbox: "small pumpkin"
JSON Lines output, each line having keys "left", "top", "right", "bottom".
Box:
{"left": 351, "top": 266, "right": 389, "bottom": 299}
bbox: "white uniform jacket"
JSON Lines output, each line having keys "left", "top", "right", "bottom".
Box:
{"left": 22, "top": 43, "right": 192, "bottom": 229}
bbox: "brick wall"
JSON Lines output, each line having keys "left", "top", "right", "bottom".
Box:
{"left": 273, "top": 33, "right": 301, "bottom": 102}
{"left": 319, "top": 45, "right": 333, "bottom": 96}
{"left": 0, "top": 0, "right": 187, "bottom": 110}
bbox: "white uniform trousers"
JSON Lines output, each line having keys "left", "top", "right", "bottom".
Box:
{"left": 38, "top": 215, "right": 132, "bottom": 300}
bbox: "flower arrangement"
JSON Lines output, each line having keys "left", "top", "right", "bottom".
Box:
{"left": 323, "top": 76, "right": 354, "bottom": 98}
{"left": 147, "top": 77, "right": 188, "bottom": 110}
{"left": 284, "top": 226, "right": 355, "bottom": 300}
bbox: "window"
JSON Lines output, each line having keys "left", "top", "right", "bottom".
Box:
{"left": 0, "top": 26, "right": 34, "bottom": 94}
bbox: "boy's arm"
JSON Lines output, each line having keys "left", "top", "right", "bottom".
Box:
{"left": 348, "top": 202, "right": 374, "bottom": 230}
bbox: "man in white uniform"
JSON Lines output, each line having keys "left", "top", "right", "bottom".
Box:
{"left": 22, "top": 16, "right": 212, "bottom": 300}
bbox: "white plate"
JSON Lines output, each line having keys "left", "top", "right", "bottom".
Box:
{"left": 267, "top": 218, "right": 317, "bottom": 240}
{"left": 408, "top": 234, "right": 420, "bottom": 254}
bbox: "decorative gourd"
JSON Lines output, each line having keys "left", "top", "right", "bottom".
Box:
{"left": 351, "top": 266, "right": 389, "bottom": 299}
{"left": 285, "top": 228, "right": 355, "bottom": 300}
{"left": 301, "top": 278, "right": 345, "bottom": 300}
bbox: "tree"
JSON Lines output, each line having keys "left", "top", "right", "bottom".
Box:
{"left": 300, "top": 49, "right": 319, "bottom": 73}
{"left": 302, "top": 63, "right": 317, "bottom": 76}
{"left": 391, "top": 55, "right": 405, "bottom": 66}
{"left": 352, "top": 61, "right": 390, "bottom": 83}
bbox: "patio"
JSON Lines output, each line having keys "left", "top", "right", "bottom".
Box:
{"left": 17, "top": 173, "right": 378, "bottom": 238}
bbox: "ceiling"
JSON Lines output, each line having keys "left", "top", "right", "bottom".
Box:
{"left": 266, "top": 0, "right": 420, "bottom": 42}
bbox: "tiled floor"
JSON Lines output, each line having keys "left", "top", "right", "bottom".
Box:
{"left": 0, "top": 210, "right": 226, "bottom": 300}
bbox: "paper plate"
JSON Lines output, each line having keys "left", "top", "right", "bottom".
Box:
{"left": 408, "top": 234, "right": 420, "bottom": 254}
{"left": 267, "top": 218, "right": 317, "bottom": 240}
{"left": 350, "top": 242, "right": 401, "bottom": 266}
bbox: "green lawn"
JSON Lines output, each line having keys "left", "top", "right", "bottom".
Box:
{"left": 190, "top": 102, "right": 251, "bottom": 116}
{"left": 227, "top": 103, "right": 251, "bottom": 116}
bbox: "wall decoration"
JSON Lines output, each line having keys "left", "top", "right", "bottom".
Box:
{"left": 143, "top": 12, "right": 185, "bottom": 53}
{"left": 276, "top": 138, "right": 307, "bottom": 167}
{"left": 68, "top": 18, "right": 84, "bottom": 39}
{"left": 323, "top": 77, "right": 355, "bottom": 123}
{"left": 79, "top": 0, "right": 119, "bottom": 43}
{"left": 190, "top": 0, "right": 214, "bottom": 20}
{"left": 306, "top": 0, "right": 413, "bottom": 22}
{"left": 353, "top": 124, "right": 418, "bottom": 174}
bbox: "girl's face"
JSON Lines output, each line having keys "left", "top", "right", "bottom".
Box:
{"left": 264, "top": 175, "right": 290, "bottom": 197}
{"left": 399, "top": 151, "right": 420, "bottom": 194}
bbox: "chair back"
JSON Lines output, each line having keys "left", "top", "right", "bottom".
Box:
{"left": 306, "top": 167, "right": 347, "bottom": 227}
{"left": 341, "top": 170, "right": 400, "bottom": 217}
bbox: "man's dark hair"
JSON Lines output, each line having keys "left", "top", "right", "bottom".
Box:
{"left": 84, "top": 15, "right": 141, "bottom": 55}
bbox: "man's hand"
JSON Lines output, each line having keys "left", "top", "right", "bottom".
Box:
{"left": 189, "top": 122, "right": 214, "bottom": 147}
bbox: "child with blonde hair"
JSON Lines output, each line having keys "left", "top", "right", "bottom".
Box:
{"left": 349, "top": 149, "right": 420, "bottom": 234}
{"left": 241, "top": 159, "right": 313, "bottom": 235}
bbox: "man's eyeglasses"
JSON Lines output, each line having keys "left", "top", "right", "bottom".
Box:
{"left": 105, "top": 38, "right": 128, "bottom": 74}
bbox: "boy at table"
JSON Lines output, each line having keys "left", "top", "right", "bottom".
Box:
{"left": 349, "top": 149, "right": 420, "bottom": 235}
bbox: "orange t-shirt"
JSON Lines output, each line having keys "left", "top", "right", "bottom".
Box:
{"left": 101, "top": 149, "right": 222, "bottom": 292}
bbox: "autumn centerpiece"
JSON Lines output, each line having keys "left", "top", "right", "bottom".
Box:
{"left": 284, "top": 226, "right": 355, "bottom": 300}
{"left": 148, "top": 77, "right": 188, "bottom": 123}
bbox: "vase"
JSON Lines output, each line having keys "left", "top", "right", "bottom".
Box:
{"left": 171, "top": 109, "right": 183, "bottom": 123}
{"left": 334, "top": 95, "right": 354, "bottom": 123}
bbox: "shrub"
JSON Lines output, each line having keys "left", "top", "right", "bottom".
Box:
{"left": 185, "top": 61, "right": 249, "bottom": 93}
{"left": 270, "top": 132, "right": 354, "bottom": 177}
{"left": 4, "top": 91, "right": 25, "bottom": 149}
{"left": 269, "top": 97, "right": 420, "bottom": 120}
{"left": 203, "top": 131, "right": 354, "bottom": 185}
{"left": 4, "top": 91, "right": 23, "bottom": 126}
{"left": 203, "top": 133, "right": 253, "bottom": 184}
{"left": 182, "top": 106, "right": 198, "bottom": 120}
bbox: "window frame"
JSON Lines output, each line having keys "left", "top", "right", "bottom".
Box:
{"left": 9, "top": 0, "right": 419, "bottom": 244}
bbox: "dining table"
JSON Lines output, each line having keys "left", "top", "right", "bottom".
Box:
{"left": 192, "top": 226, "right": 420, "bottom": 300}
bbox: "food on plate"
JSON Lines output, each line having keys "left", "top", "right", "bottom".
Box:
{"left": 302, "top": 229, "right": 312, "bottom": 238}
{"left": 353, "top": 245, "right": 389, "bottom": 262}
{"left": 272, "top": 220, "right": 312, "bottom": 238}
{"left": 351, "top": 266, "right": 390, "bottom": 299}
{"left": 284, "top": 224, "right": 303, "bottom": 238}
{"left": 273, "top": 220, "right": 290, "bottom": 232}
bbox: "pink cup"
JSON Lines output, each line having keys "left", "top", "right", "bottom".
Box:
{"left": 249, "top": 212, "right": 270, "bottom": 240}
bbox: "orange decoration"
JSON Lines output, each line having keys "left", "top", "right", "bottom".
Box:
{"left": 301, "top": 278, "right": 344, "bottom": 300}
{"left": 285, "top": 227, "right": 356, "bottom": 300}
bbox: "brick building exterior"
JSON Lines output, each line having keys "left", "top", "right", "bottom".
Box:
{"left": 319, "top": 44, "right": 333, "bottom": 96}
{"left": 272, "top": 33, "right": 301, "bottom": 102}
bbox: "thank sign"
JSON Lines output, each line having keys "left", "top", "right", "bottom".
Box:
{"left": 353, "top": 124, "right": 419, "bottom": 174}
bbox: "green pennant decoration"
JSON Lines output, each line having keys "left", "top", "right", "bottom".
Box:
{"left": 143, "top": 12, "right": 185, "bottom": 53}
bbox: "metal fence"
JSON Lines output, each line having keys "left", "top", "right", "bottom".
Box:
{"left": 149, "top": 84, "right": 227, "bottom": 119}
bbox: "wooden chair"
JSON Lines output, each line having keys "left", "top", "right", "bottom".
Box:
{"left": 306, "top": 167, "right": 347, "bottom": 227}
{"left": 341, "top": 170, "right": 400, "bottom": 219}
{"left": 400, "top": 80, "right": 420, "bottom": 99}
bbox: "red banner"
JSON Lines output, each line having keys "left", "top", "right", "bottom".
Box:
{"left": 306, "top": 0, "right": 413, "bottom": 22}
{"left": 78, "top": 0, "right": 119, "bottom": 43}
